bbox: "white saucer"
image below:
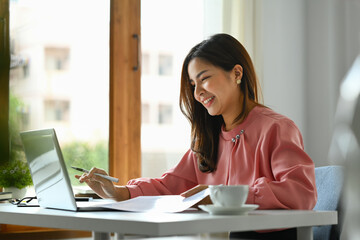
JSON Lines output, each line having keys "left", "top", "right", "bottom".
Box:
{"left": 198, "top": 204, "right": 259, "bottom": 215}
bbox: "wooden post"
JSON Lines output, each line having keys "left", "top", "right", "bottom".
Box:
{"left": 0, "top": 0, "right": 10, "bottom": 164}
{"left": 109, "top": 0, "right": 141, "bottom": 184}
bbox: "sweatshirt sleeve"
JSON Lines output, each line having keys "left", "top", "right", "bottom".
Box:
{"left": 126, "top": 149, "right": 199, "bottom": 198}
{"left": 246, "top": 120, "right": 317, "bottom": 210}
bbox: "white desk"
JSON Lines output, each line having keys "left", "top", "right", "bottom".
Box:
{"left": 0, "top": 204, "right": 337, "bottom": 240}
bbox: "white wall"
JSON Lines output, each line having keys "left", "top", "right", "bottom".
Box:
{"left": 258, "top": 0, "right": 360, "bottom": 166}
{"left": 260, "top": 0, "right": 306, "bottom": 132}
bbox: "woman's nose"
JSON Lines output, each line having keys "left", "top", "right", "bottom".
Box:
{"left": 194, "top": 84, "right": 204, "bottom": 99}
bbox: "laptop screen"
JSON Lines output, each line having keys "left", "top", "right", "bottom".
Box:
{"left": 20, "top": 128, "right": 78, "bottom": 211}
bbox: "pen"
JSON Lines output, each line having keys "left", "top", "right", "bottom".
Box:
{"left": 71, "top": 166, "right": 119, "bottom": 183}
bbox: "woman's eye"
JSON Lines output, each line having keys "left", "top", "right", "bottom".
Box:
{"left": 201, "top": 76, "right": 210, "bottom": 81}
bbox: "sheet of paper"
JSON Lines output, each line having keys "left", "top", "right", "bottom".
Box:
{"left": 100, "top": 188, "right": 210, "bottom": 213}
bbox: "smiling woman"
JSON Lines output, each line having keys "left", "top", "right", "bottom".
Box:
{"left": 180, "top": 34, "right": 262, "bottom": 172}
{"left": 78, "top": 35, "right": 317, "bottom": 228}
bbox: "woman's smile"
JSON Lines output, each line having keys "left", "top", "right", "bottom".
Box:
{"left": 202, "top": 96, "right": 215, "bottom": 106}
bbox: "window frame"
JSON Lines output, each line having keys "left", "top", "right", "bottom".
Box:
{"left": 109, "top": 0, "right": 141, "bottom": 184}
{"left": 0, "top": 0, "right": 10, "bottom": 165}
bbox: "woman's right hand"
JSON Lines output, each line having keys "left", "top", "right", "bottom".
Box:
{"left": 75, "top": 167, "right": 130, "bottom": 201}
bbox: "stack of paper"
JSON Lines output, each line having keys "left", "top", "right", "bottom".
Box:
{"left": 100, "top": 188, "right": 210, "bottom": 213}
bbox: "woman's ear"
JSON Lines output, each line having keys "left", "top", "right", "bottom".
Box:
{"left": 233, "top": 64, "right": 243, "bottom": 84}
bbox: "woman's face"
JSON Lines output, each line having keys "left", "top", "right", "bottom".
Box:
{"left": 187, "top": 58, "right": 243, "bottom": 122}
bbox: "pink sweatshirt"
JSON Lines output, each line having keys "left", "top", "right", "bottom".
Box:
{"left": 126, "top": 106, "right": 317, "bottom": 210}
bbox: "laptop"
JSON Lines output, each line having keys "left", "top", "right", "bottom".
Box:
{"left": 20, "top": 128, "right": 111, "bottom": 211}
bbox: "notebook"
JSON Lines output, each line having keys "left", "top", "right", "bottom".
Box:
{"left": 20, "top": 128, "right": 111, "bottom": 211}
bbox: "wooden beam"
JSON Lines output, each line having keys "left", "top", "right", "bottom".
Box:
{"left": 109, "top": 0, "right": 141, "bottom": 185}
{"left": 0, "top": 0, "right": 10, "bottom": 164}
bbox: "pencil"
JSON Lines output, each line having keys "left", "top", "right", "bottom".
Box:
{"left": 71, "top": 166, "right": 119, "bottom": 183}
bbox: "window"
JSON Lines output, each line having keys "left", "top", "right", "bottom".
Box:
{"left": 9, "top": 0, "right": 110, "bottom": 186}
{"left": 158, "top": 104, "right": 172, "bottom": 124}
{"left": 44, "top": 100, "right": 70, "bottom": 122}
{"left": 141, "top": 0, "right": 205, "bottom": 178}
{"left": 141, "top": 52, "right": 150, "bottom": 75}
{"left": 45, "top": 47, "right": 70, "bottom": 71}
{"left": 10, "top": 54, "right": 29, "bottom": 79}
{"left": 158, "top": 54, "right": 173, "bottom": 76}
{"left": 141, "top": 103, "right": 150, "bottom": 124}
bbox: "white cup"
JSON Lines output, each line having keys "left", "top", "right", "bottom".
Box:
{"left": 209, "top": 185, "right": 249, "bottom": 208}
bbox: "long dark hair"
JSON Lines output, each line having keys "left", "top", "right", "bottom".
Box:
{"left": 179, "top": 33, "right": 261, "bottom": 172}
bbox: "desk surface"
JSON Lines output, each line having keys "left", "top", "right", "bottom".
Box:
{"left": 0, "top": 204, "right": 337, "bottom": 237}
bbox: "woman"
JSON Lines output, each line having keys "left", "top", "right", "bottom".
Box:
{"left": 77, "top": 33, "right": 317, "bottom": 239}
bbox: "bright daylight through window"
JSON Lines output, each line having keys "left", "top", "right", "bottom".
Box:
{"left": 141, "top": 0, "right": 206, "bottom": 177}
{"left": 9, "top": 0, "right": 110, "bottom": 189}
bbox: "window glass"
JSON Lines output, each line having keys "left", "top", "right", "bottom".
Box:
{"left": 158, "top": 104, "right": 173, "bottom": 125}
{"left": 141, "top": 52, "right": 150, "bottom": 75}
{"left": 44, "top": 100, "right": 70, "bottom": 122}
{"left": 141, "top": 0, "right": 205, "bottom": 177}
{"left": 9, "top": 0, "right": 110, "bottom": 187}
{"left": 44, "top": 47, "right": 70, "bottom": 71}
{"left": 158, "top": 54, "right": 173, "bottom": 76}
